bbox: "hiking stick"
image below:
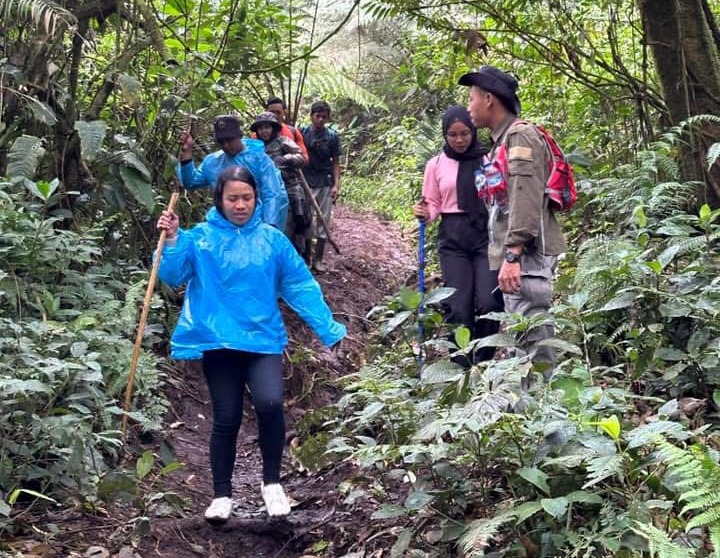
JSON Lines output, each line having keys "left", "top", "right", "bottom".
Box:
{"left": 298, "top": 170, "right": 341, "bottom": 254}
{"left": 122, "top": 192, "right": 180, "bottom": 441}
{"left": 417, "top": 218, "right": 426, "bottom": 374}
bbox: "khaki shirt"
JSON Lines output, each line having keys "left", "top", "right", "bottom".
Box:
{"left": 487, "top": 116, "right": 568, "bottom": 270}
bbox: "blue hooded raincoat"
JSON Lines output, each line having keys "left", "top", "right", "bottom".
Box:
{"left": 158, "top": 202, "right": 346, "bottom": 360}
{"left": 177, "top": 138, "right": 289, "bottom": 230}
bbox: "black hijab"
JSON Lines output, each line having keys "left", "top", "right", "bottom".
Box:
{"left": 441, "top": 105, "right": 488, "bottom": 228}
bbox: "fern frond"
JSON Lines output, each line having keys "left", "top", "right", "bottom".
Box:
{"left": 582, "top": 454, "right": 624, "bottom": 488}
{"left": 657, "top": 440, "right": 720, "bottom": 539}
{"left": 459, "top": 513, "right": 515, "bottom": 556}
{"left": 631, "top": 521, "right": 694, "bottom": 558}
{"left": 0, "top": 0, "right": 76, "bottom": 35}
{"left": 306, "top": 67, "right": 388, "bottom": 110}
{"left": 647, "top": 181, "right": 696, "bottom": 218}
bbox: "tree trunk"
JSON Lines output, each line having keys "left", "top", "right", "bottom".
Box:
{"left": 638, "top": 0, "right": 720, "bottom": 208}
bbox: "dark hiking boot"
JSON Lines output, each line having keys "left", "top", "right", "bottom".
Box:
{"left": 312, "top": 239, "right": 327, "bottom": 272}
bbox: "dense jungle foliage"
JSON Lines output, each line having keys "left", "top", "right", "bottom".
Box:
{"left": 1, "top": 0, "right": 720, "bottom": 556}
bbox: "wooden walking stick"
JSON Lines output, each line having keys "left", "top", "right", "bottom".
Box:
{"left": 298, "top": 170, "right": 341, "bottom": 254}
{"left": 122, "top": 191, "right": 180, "bottom": 440}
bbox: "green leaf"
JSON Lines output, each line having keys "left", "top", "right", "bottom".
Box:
{"left": 27, "top": 98, "right": 58, "bottom": 125}
{"left": 633, "top": 205, "right": 647, "bottom": 228}
{"left": 424, "top": 287, "right": 455, "bottom": 305}
{"left": 625, "top": 421, "right": 687, "bottom": 449}
{"left": 601, "top": 291, "right": 637, "bottom": 311}
{"left": 513, "top": 501, "right": 543, "bottom": 524}
{"left": 454, "top": 326, "right": 470, "bottom": 349}
{"left": 659, "top": 301, "right": 691, "bottom": 318}
{"left": 8, "top": 135, "right": 45, "bottom": 178}
{"left": 541, "top": 496, "right": 569, "bottom": 518}
{"left": 159, "top": 462, "right": 183, "bottom": 475}
{"left": 0, "top": 500, "right": 10, "bottom": 517}
{"left": 136, "top": 450, "right": 154, "bottom": 480}
{"left": 119, "top": 166, "right": 155, "bottom": 211}
{"left": 391, "top": 528, "right": 413, "bottom": 558}
{"left": 372, "top": 504, "right": 407, "bottom": 519}
{"left": 699, "top": 203, "right": 711, "bottom": 222}
{"left": 404, "top": 490, "right": 434, "bottom": 510}
{"left": 655, "top": 347, "right": 688, "bottom": 362}
{"left": 565, "top": 490, "right": 603, "bottom": 505}
{"left": 421, "top": 361, "right": 465, "bottom": 384}
{"left": 8, "top": 488, "right": 56, "bottom": 505}
{"left": 34, "top": 178, "right": 60, "bottom": 201}
{"left": 516, "top": 467, "right": 551, "bottom": 495}
{"left": 399, "top": 287, "right": 421, "bottom": 309}
{"left": 75, "top": 120, "right": 107, "bottom": 162}
{"left": 593, "top": 415, "right": 621, "bottom": 441}
{"left": 380, "top": 310, "right": 412, "bottom": 336}
{"left": 537, "top": 338, "right": 582, "bottom": 355}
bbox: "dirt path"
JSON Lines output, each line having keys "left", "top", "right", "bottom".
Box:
{"left": 135, "top": 205, "right": 414, "bottom": 557}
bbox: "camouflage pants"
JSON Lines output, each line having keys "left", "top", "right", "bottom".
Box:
{"left": 503, "top": 249, "right": 557, "bottom": 373}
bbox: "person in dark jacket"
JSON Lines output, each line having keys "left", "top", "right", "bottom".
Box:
{"left": 413, "top": 105, "right": 503, "bottom": 364}
{"left": 157, "top": 165, "right": 345, "bottom": 523}
{"left": 301, "top": 101, "right": 342, "bottom": 272}
{"left": 251, "top": 112, "right": 312, "bottom": 262}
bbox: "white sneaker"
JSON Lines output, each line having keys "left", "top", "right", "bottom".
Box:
{"left": 261, "top": 483, "right": 291, "bottom": 517}
{"left": 204, "top": 496, "right": 233, "bottom": 523}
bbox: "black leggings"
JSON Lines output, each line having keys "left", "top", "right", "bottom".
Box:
{"left": 438, "top": 213, "right": 504, "bottom": 362}
{"left": 202, "top": 349, "right": 285, "bottom": 498}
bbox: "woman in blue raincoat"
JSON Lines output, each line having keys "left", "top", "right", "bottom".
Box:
{"left": 157, "top": 165, "right": 346, "bottom": 523}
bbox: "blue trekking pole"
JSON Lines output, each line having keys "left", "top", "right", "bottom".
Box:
{"left": 417, "top": 217, "right": 426, "bottom": 374}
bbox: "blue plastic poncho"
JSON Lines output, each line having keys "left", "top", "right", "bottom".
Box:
{"left": 158, "top": 203, "right": 346, "bottom": 360}
{"left": 176, "top": 138, "right": 289, "bottom": 230}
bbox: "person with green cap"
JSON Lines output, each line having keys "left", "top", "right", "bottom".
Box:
{"left": 459, "top": 65, "right": 567, "bottom": 371}
{"left": 177, "top": 115, "right": 289, "bottom": 230}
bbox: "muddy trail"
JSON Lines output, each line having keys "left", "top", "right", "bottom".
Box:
{"left": 55, "top": 205, "right": 415, "bottom": 558}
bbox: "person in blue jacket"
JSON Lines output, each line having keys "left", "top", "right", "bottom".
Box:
{"left": 177, "top": 115, "right": 289, "bottom": 230}
{"left": 157, "top": 165, "right": 345, "bottom": 523}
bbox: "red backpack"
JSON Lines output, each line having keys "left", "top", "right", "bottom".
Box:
{"left": 491, "top": 121, "right": 577, "bottom": 211}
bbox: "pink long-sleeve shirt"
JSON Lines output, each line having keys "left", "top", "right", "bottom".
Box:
{"left": 422, "top": 152, "right": 465, "bottom": 223}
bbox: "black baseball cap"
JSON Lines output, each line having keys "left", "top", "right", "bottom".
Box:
{"left": 458, "top": 66, "right": 521, "bottom": 115}
{"left": 213, "top": 115, "right": 243, "bottom": 142}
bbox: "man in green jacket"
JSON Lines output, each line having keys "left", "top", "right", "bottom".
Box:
{"left": 459, "top": 65, "right": 567, "bottom": 370}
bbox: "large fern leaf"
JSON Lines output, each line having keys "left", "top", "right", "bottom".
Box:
{"left": 631, "top": 521, "right": 694, "bottom": 558}
{"left": 459, "top": 513, "right": 516, "bottom": 556}
{"left": 7, "top": 135, "right": 45, "bottom": 179}
{"left": 305, "top": 68, "right": 388, "bottom": 110}
{"left": 0, "top": 0, "right": 76, "bottom": 35}
{"left": 657, "top": 440, "right": 720, "bottom": 547}
{"left": 74, "top": 120, "right": 107, "bottom": 162}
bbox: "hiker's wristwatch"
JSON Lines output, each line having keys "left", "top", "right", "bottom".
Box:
{"left": 504, "top": 251, "right": 521, "bottom": 264}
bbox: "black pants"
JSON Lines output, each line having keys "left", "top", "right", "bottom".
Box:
{"left": 438, "top": 213, "right": 503, "bottom": 362}
{"left": 202, "top": 349, "right": 285, "bottom": 498}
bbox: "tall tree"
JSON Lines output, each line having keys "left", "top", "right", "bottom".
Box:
{"left": 638, "top": 0, "right": 720, "bottom": 207}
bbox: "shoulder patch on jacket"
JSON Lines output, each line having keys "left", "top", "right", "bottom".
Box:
{"left": 508, "top": 146, "right": 533, "bottom": 161}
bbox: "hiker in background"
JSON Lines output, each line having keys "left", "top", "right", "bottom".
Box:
{"left": 413, "top": 105, "right": 503, "bottom": 365}
{"left": 156, "top": 165, "right": 346, "bottom": 523}
{"left": 459, "top": 66, "right": 568, "bottom": 370}
{"left": 265, "top": 96, "right": 309, "bottom": 162}
{"left": 251, "top": 112, "right": 312, "bottom": 261}
{"left": 302, "top": 100, "right": 342, "bottom": 273}
{"left": 177, "top": 114, "right": 288, "bottom": 230}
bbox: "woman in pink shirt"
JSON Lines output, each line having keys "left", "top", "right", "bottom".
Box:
{"left": 413, "top": 105, "right": 503, "bottom": 364}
